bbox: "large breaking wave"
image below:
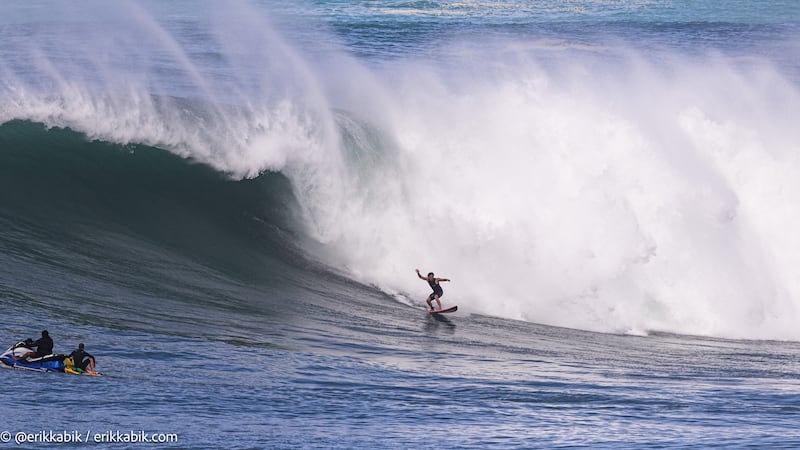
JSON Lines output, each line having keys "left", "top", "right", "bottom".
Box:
{"left": 2, "top": 0, "right": 800, "bottom": 340}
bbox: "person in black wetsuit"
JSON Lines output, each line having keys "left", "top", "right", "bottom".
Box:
{"left": 15, "top": 330, "right": 54, "bottom": 361}
{"left": 416, "top": 268, "right": 450, "bottom": 310}
{"left": 68, "top": 343, "right": 96, "bottom": 372}
{"left": 31, "top": 330, "right": 54, "bottom": 357}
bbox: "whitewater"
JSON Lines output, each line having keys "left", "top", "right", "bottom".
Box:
{"left": 2, "top": 1, "right": 800, "bottom": 448}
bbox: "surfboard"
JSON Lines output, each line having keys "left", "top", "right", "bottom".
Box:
{"left": 65, "top": 366, "right": 103, "bottom": 376}
{"left": 429, "top": 305, "right": 457, "bottom": 314}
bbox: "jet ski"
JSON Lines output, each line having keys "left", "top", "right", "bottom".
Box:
{"left": 0, "top": 340, "right": 66, "bottom": 373}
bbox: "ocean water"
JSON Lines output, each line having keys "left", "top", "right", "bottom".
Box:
{"left": 1, "top": 1, "right": 800, "bottom": 448}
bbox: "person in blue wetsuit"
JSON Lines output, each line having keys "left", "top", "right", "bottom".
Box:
{"left": 416, "top": 268, "right": 450, "bottom": 310}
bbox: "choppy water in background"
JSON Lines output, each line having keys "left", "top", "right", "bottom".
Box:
{"left": 1, "top": 1, "right": 800, "bottom": 448}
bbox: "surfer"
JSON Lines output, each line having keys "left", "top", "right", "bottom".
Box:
{"left": 416, "top": 269, "right": 450, "bottom": 310}
{"left": 68, "top": 343, "right": 96, "bottom": 373}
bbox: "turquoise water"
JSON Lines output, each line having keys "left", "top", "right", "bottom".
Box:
{"left": 1, "top": 1, "right": 800, "bottom": 448}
